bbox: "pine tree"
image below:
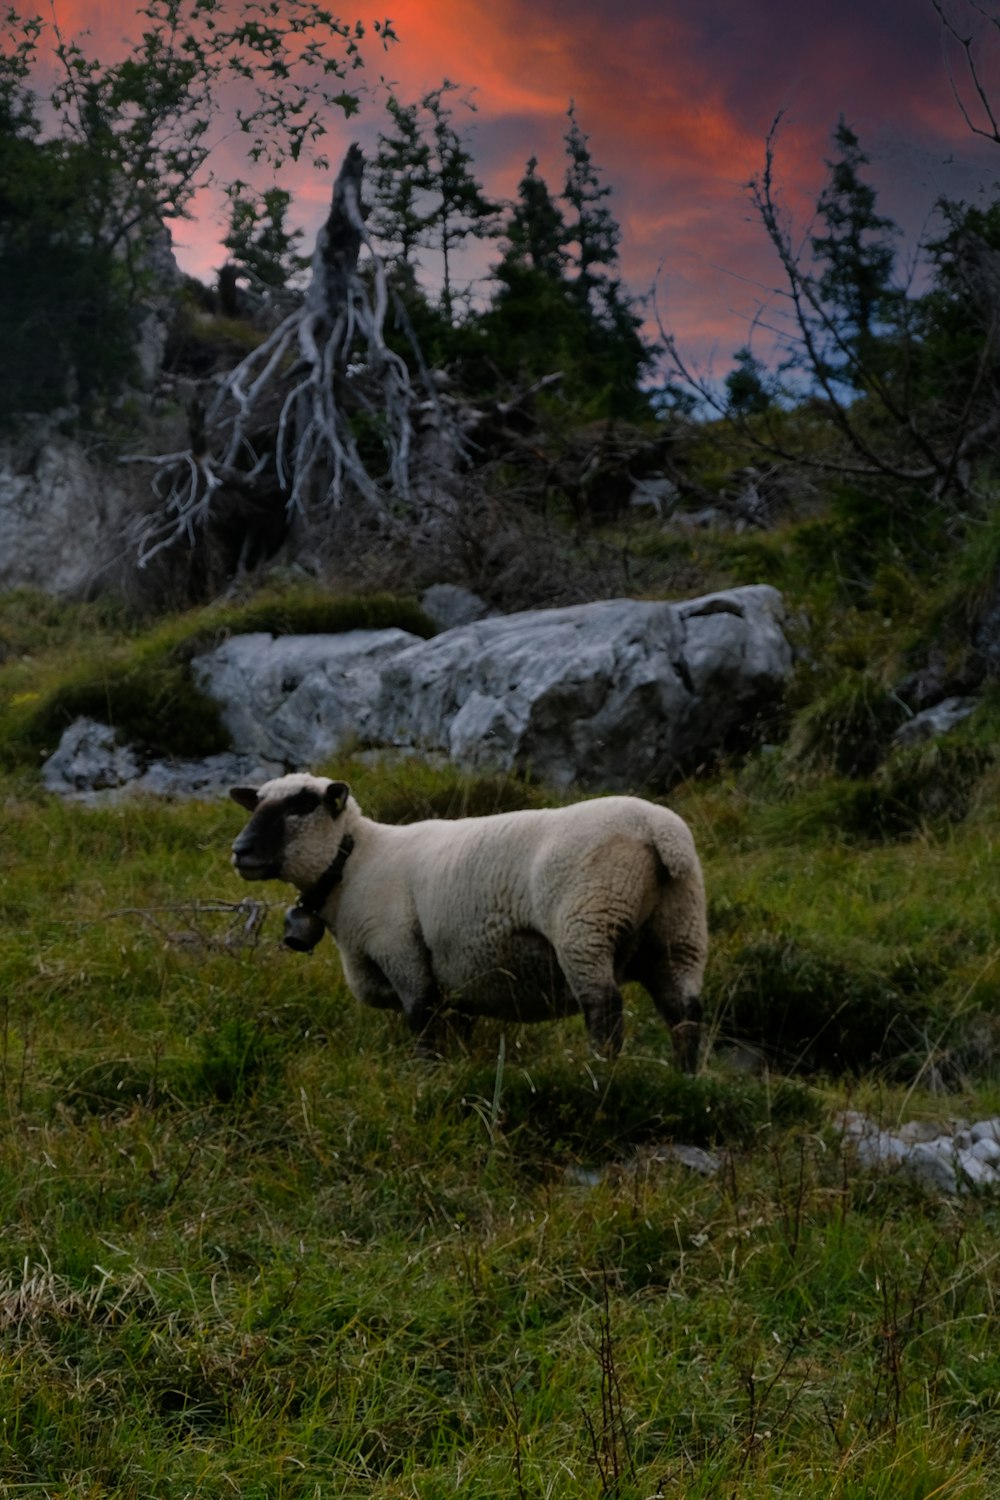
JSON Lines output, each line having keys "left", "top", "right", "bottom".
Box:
{"left": 369, "top": 94, "right": 434, "bottom": 274}
{"left": 223, "top": 182, "right": 308, "bottom": 289}
{"left": 725, "top": 347, "right": 773, "bottom": 415}
{"left": 562, "top": 101, "right": 621, "bottom": 313}
{"left": 810, "top": 118, "right": 902, "bottom": 390}
{"left": 421, "top": 83, "right": 498, "bottom": 322}
{"left": 504, "top": 156, "right": 567, "bottom": 279}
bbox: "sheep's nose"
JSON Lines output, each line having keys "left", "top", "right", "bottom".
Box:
{"left": 231, "top": 831, "right": 276, "bottom": 879}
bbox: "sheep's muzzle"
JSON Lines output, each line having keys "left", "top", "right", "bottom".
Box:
{"left": 231, "top": 849, "right": 280, "bottom": 880}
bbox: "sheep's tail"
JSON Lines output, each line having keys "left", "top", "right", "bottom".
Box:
{"left": 649, "top": 810, "right": 702, "bottom": 883}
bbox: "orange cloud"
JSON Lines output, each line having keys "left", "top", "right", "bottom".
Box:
{"left": 19, "top": 0, "right": 1000, "bottom": 370}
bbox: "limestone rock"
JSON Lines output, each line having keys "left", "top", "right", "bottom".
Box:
{"left": 834, "top": 1110, "right": 1000, "bottom": 1194}
{"left": 47, "top": 586, "right": 794, "bottom": 798}
{"left": 190, "top": 628, "right": 423, "bottom": 766}
{"left": 893, "top": 695, "right": 977, "bottom": 748}
{"left": 372, "top": 586, "right": 792, "bottom": 789}
{"left": 420, "top": 583, "right": 491, "bottom": 631}
{"left": 0, "top": 422, "right": 134, "bottom": 596}
{"left": 40, "top": 717, "right": 281, "bottom": 803}
{"left": 41, "top": 718, "right": 141, "bottom": 798}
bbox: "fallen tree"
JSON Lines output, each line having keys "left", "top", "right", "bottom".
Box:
{"left": 133, "top": 145, "right": 459, "bottom": 568}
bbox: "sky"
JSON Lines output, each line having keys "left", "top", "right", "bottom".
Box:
{"left": 31, "top": 1, "right": 1000, "bottom": 375}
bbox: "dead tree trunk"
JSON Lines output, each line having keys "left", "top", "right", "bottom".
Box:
{"left": 132, "top": 144, "right": 452, "bottom": 568}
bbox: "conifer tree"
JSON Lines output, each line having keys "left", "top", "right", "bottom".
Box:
{"left": 725, "top": 346, "right": 773, "bottom": 415}
{"left": 810, "top": 118, "right": 902, "bottom": 390}
{"left": 223, "top": 183, "right": 308, "bottom": 289}
{"left": 369, "top": 94, "right": 434, "bottom": 275}
{"left": 421, "top": 83, "right": 498, "bottom": 322}
{"left": 504, "top": 155, "right": 568, "bottom": 279}
{"left": 562, "top": 101, "right": 621, "bottom": 313}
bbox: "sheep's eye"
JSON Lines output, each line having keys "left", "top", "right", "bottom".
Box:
{"left": 284, "top": 789, "right": 321, "bottom": 818}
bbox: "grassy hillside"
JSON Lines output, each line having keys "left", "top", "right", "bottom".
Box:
{"left": 2, "top": 561, "right": 1000, "bottom": 1492}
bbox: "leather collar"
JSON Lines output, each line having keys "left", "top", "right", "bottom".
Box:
{"left": 297, "top": 833, "right": 355, "bottom": 917}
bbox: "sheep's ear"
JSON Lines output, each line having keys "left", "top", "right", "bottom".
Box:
{"left": 324, "top": 781, "right": 350, "bottom": 819}
{"left": 230, "top": 786, "right": 260, "bottom": 811}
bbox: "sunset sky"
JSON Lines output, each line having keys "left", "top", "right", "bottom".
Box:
{"left": 33, "top": 1, "right": 1000, "bottom": 371}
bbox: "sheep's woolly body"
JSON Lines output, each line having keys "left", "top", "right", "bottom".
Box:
{"left": 231, "top": 773, "right": 708, "bottom": 1065}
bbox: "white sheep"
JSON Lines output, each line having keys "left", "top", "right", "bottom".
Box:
{"left": 229, "top": 773, "right": 708, "bottom": 1068}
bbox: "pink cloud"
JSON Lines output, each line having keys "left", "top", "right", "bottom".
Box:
{"left": 22, "top": 0, "right": 1000, "bottom": 369}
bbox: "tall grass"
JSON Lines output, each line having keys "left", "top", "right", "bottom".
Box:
{"left": 1, "top": 754, "right": 1000, "bottom": 1496}
{"left": 3, "top": 560, "right": 1000, "bottom": 1495}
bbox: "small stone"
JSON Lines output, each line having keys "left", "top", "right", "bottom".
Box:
{"left": 958, "top": 1152, "right": 1000, "bottom": 1186}
{"left": 906, "top": 1143, "right": 958, "bottom": 1194}
{"left": 897, "top": 1119, "right": 947, "bottom": 1145}
{"left": 654, "top": 1143, "right": 721, "bottom": 1176}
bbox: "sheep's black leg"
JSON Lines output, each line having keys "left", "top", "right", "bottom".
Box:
{"left": 557, "top": 947, "right": 626, "bottom": 1059}
{"left": 400, "top": 991, "right": 459, "bottom": 1060}
{"left": 580, "top": 985, "right": 625, "bottom": 1060}
{"left": 648, "top": 972, "right": 703, "bottom": 1074}
{"left": 667, "top": 998, "right": 703, "bottom": 1075}
{"left": 625, "top": 941, "right": 704, "bottom": 1075}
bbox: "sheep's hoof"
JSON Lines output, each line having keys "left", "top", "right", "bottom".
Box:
{"left": 671, "top": 1019, "right": 703, "bottom": 1075}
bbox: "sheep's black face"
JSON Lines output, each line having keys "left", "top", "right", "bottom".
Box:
{"left": 230, "top": 786, "right": 322, "bottom": 881}
{"left": 229, "top": 781, "right": 350, "bottom": 884}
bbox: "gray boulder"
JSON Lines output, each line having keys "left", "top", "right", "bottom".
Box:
{"left": 191, "top": 628, "right": 423, "bottom": 765}
{"left": 41, "top": 719, "right": 141, "bottom": 798}
{"left": 420, "top": 584, "right": 491, "bottom": 631}
{"left": 835, "top": 1109, "right": 1000, "bottom": 1195}
{"left": 51, "top": 586, "right": 792, "bottom": 798}
{"left": 893, "top": 695, "right": 977, "bottom": 748}
{"left": 371, "top": 586, "right": 792, "bottom": 789}
{"left": 40, "top": 717, "right": 282, "bottom": 803}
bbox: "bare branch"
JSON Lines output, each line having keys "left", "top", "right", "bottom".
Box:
{"left": 129, "top": 144, "right": 465, "bottom": 566}
{"left": 932, "top": 0, "right": 1000, "bottom": 144}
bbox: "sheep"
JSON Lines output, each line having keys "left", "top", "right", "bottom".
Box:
{"left": 229, "top": 773, "right": 708, "bottom": 1069}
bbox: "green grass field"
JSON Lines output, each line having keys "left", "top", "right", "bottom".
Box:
{"left": 2, "top": 757, "right": 1000, "bottom": 1498}
{"left": 3, "top": 584, "right": 1000, "bottom": 1497}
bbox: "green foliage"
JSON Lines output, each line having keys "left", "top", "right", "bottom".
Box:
{"left": 562, "top": 100, "right": 622, "bottom": 316}
{"left": 420, "top": 84, "right": 499, "bottom": 322}
{"left": 370, "top": 91, "right": 437, "bottom": 272}
{"left": 810, "top": 117, "right": 903, "bottom": 392}
{"left": 708, "top": 925, "right": 938, "bottom": 1073}
{"left": 504, "top": 154, "right": 568, "bottom": 279}
{"left": 0, "top": 0, "right": 385, "bottom": 415}
{"left": 222, "top": 181, "right": 309, "bottom": 289}
{"left": 0, "top": 586, "right": 436, "bottom": 768}
{"left": 869, "top": 736, "right": 996, "bottom": 836}
{"left": 725, "top": 346, "right": 774, "bottom": 415}
{"left": 475, "top": 261, "right": 653, "bottom": 419}
{"left": 925, "top": 504, "right": 1000, "bottom": 677}
{"left": 914, "top": 197, "right": 1000, "bottom": 433}
{"left": 370, "top": 82, "right": 498, "bottom": 323}
{"left": 786, "top": 671, "right": 909, "bottom": 778}
{"left": 342, "top": 760, "right": 549, "bottom": 824}
{"left": 0, "top": 121, "right": 136, "bottom": 412}
{"left": 368, "top": 94, "right": 653, "bottom": 418}
{"left": 428, "top": 1055, "right": 818, "bottom": 1159}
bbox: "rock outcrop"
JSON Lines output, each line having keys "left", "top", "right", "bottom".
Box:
{"left": 40, "top": 718, "right": 282, "bottom": 804}
{"left": 191, "top": 628, "right": 424, "bottom": 767}
{"left": 42, "top": 587, "right": 794, "bottom": 797}
{"left": 192, "top": 585, "right": 792, "bottom": 790}
{"left": 0, "top": 420, "right": 135, "bottom": 597}
{"left": 836, "top": 1110, "right": 1000, "bottom": 1194}
{"left": 374, "top": 586, "right": 791, "bottom": 788}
